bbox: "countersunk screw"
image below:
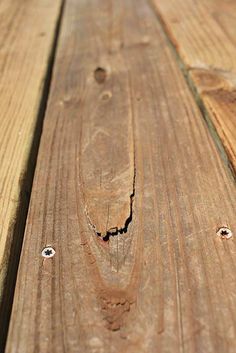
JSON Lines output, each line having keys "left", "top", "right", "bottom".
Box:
{"left": 217, "top": 227, "right": 233, "bottom": 240}
{"left": 41, "top": 246, "right": 56, "bottom": 258}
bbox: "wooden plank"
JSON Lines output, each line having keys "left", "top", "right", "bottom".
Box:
{"left": 6, "top": 0, "right": 236, "bottom": 352}
{"left": 0, "top": 0, "right": 63, "bottom": 346}
{"left": 80, "top": 67, "right": 135, "bottom": 238}
{"left": 152, "top": 0, "right": 236, "bottom": 173}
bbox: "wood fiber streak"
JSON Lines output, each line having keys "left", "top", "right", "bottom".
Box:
{"left": 152, "top": 0, "right": 236, "bottom": 172}
{"left": 6, "top": 0, "right": 236, "bottom": 352}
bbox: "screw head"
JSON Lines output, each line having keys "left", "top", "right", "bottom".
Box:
{"left": 41, "top": 246, "right": 56, "bottom": 258}
{"left": 217, "top": 227, "right": 233, "bottom": 240}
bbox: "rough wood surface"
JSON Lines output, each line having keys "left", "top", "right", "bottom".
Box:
{"left": 81, "top": 66, "right": 135, "bottom": 238}
{"left": 6, "top": 0, "right": 236, "bottom": 352}
{"left": 152, "top": 0, "right": 236, "bottom": 173}
{"left": 0, "top": 0, "right": 62, "bottom": 304}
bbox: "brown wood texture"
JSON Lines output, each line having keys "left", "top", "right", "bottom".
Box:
{"left": 152, "top": 0, "right": 236, "bottom": 173}
{"left": 6, "top": 0, "right": 236, "bottom": 352}
{"left": 0, "top": 0, "right": 62, "bottom": 304}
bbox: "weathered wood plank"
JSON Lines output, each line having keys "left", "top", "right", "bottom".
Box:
{"left": 0, "top": 0, "right": 63, "bottom": 326}
{"left": 81, "top": 66, "right": 135, "bottom": 238}
{"left": 6, "top": 0, "right": 236, "bottom": 352}
{"left": 152, "top": 0, "right": 236, "bottom": 173}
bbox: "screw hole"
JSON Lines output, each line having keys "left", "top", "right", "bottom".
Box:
{"left": 41, "top": 246, "right": 56, "bottom": 258}
{"left": 217, "top": 227, "right": 233, "bottom": 239}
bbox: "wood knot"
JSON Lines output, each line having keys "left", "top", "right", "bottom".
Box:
{"left": 94, "top": 67, "right": 107, "bottom": 84}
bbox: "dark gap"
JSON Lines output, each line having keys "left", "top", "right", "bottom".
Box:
{"left": 98, "top": 168, "right": 136, "bottom": 242}
{"left": 0, "top": 1, "right": 66, "bottom": 351}
{"left": 101, "top": 191, "right": 134, "bottom": 242}
{"left": 94, "top": 67, "right": 107, "bottom": 84}
{"left": 148, "top": 0, "right": 236, "bottom": 182}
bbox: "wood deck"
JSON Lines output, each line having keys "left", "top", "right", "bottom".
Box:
{"left": 0, "top": 1, "right": 235, "bottom": 352}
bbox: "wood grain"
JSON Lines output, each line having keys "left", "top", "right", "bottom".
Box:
{"left": 0, "top": 0, "right": 63, "bottom": 306}
{"left": 6, "top": 0, "right": 236, "bottom": 352}
{"left": 152, "top": 0, "right": 236, "bottom": 173}
{"left": 80, "top": 64, "right": 135, "bottom": 237}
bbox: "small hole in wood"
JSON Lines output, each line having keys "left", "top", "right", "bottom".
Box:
{"left": 217, "top": 227, "right": 233, "bottom": 240}
{"left": 41, "top": 246, "right": 56, "bottom": 258}
{"left": 94, "top": 67, "right": 107, "bottom": 84}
